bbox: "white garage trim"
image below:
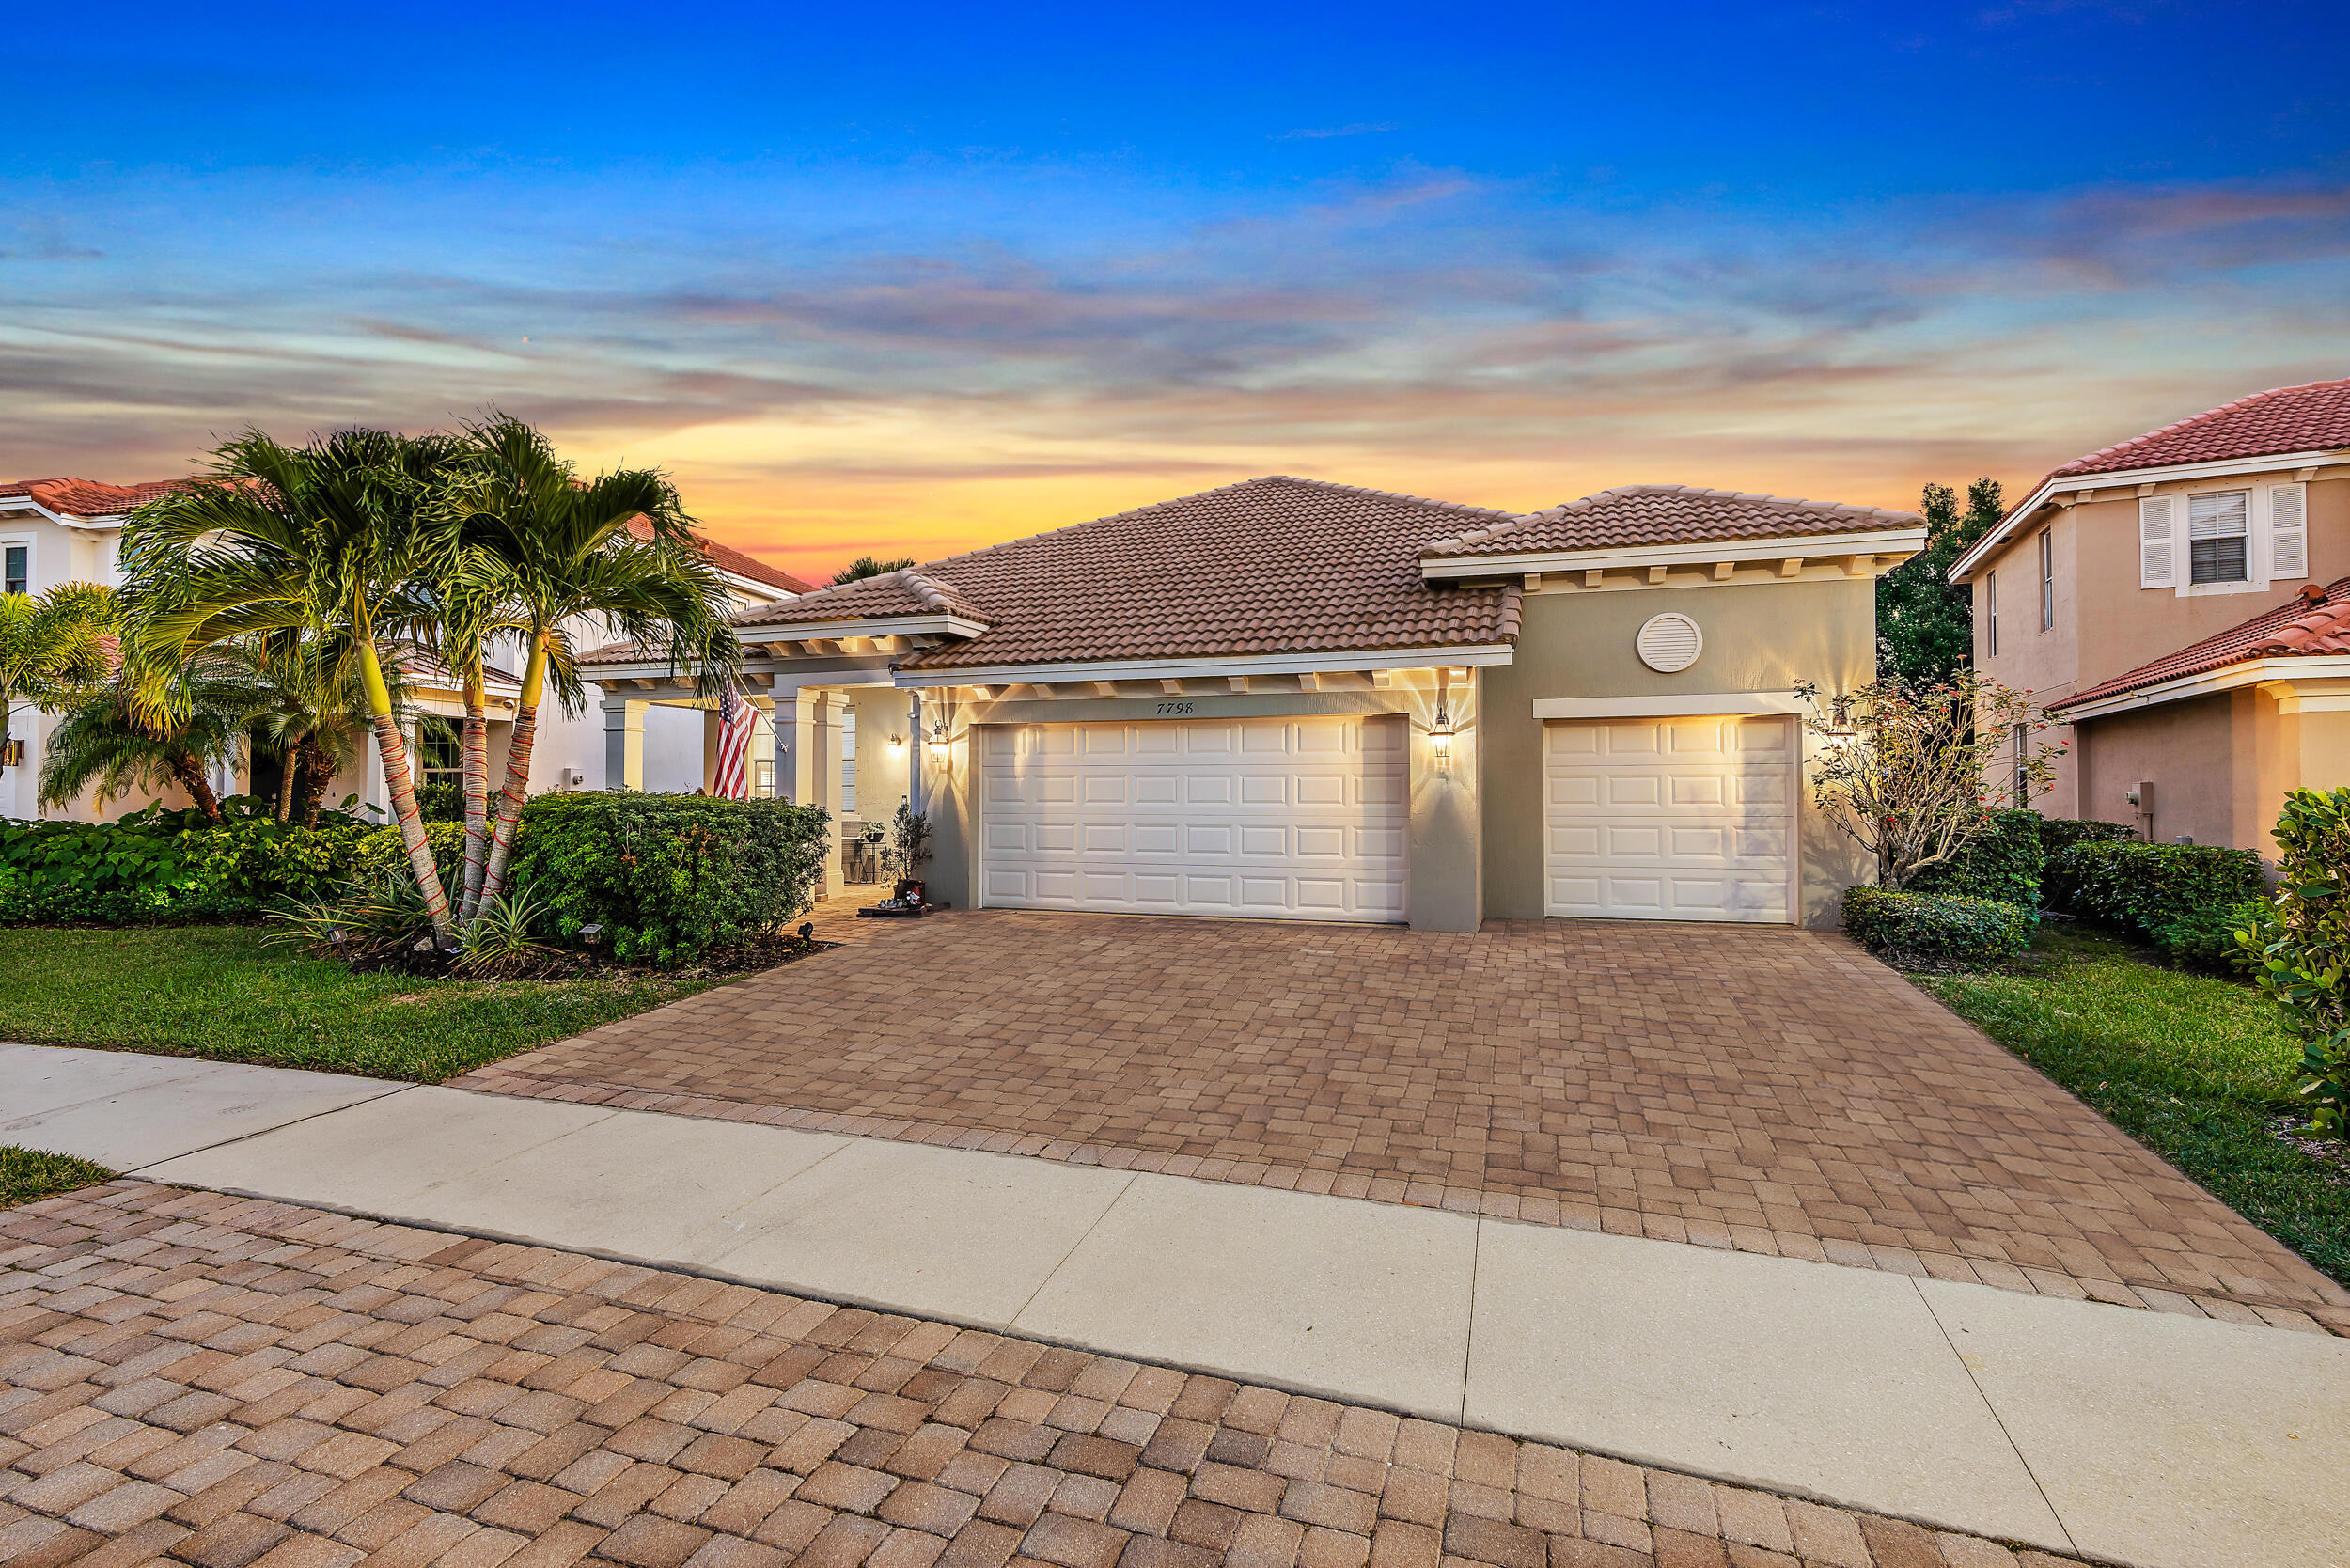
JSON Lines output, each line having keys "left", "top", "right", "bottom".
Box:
{"left": 1532, "top": 690, "right": 1806, "bottom": 719}
{"left": 979, "top": 715, "right": 1408, "bottom": 921}
{"left": 1543, "top": 713, "right": 1800, "bottom": 923}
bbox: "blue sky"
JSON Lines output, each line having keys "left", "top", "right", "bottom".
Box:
{"left": 7, "top": 1, "right": 2347, "bottom": 577}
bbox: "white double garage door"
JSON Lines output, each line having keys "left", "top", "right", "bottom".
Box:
{"left": 977, "top": 711, "right": 1796, "bottom": 925}
{"left": 980, "top": 716, "right": 1406, "bottom": 921}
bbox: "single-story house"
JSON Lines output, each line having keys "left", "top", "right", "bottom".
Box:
{"left": 2045, "top": 574, "right": 2350, "bottom": 852}
{"left": 587, "top": 477, "right": 1923, "bottom": 929}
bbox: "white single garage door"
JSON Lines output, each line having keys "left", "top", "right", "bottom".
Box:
{"left": 980, "top": 715, "right": 1407, "bottom": 921}
{"left": 1543, "top": 714, "right": 1796, "bottom": 922}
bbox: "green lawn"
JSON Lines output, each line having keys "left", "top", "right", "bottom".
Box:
{"left": 1, "top": 1146, "right": 115, "bottom": 1208}
{"left": 1920, "top": 924, "right": 2350, "bottom": 1287}
{"left": 3, "top": 924, "right": 728, "bottom": 1082}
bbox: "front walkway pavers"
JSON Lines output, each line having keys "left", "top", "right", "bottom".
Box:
{"left": 4, "top": 1182, "right": 2091, "bottom": 1568}
{"left": 450, "top": 909, "right": 2350, "bottom": 1332}
{"left": 6, "top": 1052, "right": 2328, "bottom": 1565}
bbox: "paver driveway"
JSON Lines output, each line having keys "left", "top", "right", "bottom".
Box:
{"left": 458, "top": 909, "right": 2348, "bottom": 1332}
{"left": 0, "top": 1183, "right": 2088, "bottom": 1568}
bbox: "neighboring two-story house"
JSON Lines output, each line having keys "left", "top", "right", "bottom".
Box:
{"left": 1950, "top": 379, "right": 2350, "bottom": 850}
{"left": 1, "top": 476, "right": 811, "bottom": 822}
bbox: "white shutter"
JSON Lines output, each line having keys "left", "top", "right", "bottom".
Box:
{"left": 2138, "top": 496, "right": 2176, "bottom": 588}
{"left": 2270, "top": 483, "right": 2308, "bottom": 580}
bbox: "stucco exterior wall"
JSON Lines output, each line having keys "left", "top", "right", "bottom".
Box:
{"left": 1977, "top": 469, "right": 2350, "bottom": 821}
{"left": 1478, "top": 578, "right": 1878, "bottom": 927}
{"left": 910, "top": 682, "right": 1479, "bottom": 930}
{"left": 2076, "top": 687, "right": 2350, "bottom": 857}
{"left": 2075, "top": 694, "right": 2236, "bottom": 846}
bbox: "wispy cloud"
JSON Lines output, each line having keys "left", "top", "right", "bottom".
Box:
{"left": 1273, "top": 123, "right": 1397, "bottom": 140}
{"left": 2, "top": 165, "right": 2344, "bottom": 578}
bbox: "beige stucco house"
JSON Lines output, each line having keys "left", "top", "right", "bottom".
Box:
{"left": 588, "top": 477, "right": 1922, "bottom": 930}
{"left": 1951, "top": 378, "right": 2350, "bottom": 850}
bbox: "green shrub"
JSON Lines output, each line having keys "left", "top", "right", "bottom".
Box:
{"left": 354, "top": 822, "right": 467, "bottom": 892}
{"left": 1, "top": 807, "right": 376, "bottom": 924}
{"left": 507, "top": 792, "right": 830, "bottom": 966}
{"left": 2035, "top": 815, "right": 2139, "bottom": 857}
{"left": 2051, "top": 840, "right": 2268, "bottom": 933}
{"left": 1907, "top": 808, "right": 2047, "bottom": 908}
{"left": 2153, "top": 898, "right": 2272, "bottom": 974}
{"left": 414, "top": 781, "right": 465, "bottom": 823}
{"left": 1843, "top": 886, "right": 2031, "bottom": 965}
{"left": 2248, "top": 788, "right": 2350, "bottom": 1137}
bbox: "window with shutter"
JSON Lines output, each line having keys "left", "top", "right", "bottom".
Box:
{"left": 2186, "top": 490, "right": 2248, "bottom": 584}
{"left": 2270, "top": 483, "right": 2308, "bottom": 580}
{"left": 2138, "top": 496, "right": 2175, "bottom": 588}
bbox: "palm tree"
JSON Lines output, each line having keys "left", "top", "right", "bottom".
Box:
{"left": 39, "top": 651, "right": 263, "bottom": 821}
{"left": 831, "top": 554, "right": 914, "bottom": 586}
{"left": 448, "top": 416, "right": 741, "bottom": 915}
{"left": 246, "top": 631, "right": 405, "bottom": 826}
{"left": 0, "top": 582, "right": 116, "bottom": 790}
{"left": 122, "top": 429, "right": 466, "bottom": 933}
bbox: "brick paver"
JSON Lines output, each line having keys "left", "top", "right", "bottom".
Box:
{"left": 1, "top": 1182, "right": 2087, "bottom": 1568}
{"left": 452, "top": 909, "right": 2349, "bottom": 1331}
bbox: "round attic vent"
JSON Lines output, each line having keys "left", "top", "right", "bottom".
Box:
{"left": 1636, "top": 613, "right": 1703, "bottom": 673}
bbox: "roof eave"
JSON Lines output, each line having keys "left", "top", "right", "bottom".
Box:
{"left": 1420, "top": 525, "right": 1925, "bottom": 581}
{"left": 1952, "top": 448, "right": 2350, "bottom": 584}
{"left": 2051, "top": 654, "right": 2350, "bottom": 721}
{"left": 892, "top": 643, "right": 1519, "bottom": 688}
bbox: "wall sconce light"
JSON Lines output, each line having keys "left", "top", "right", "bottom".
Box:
{"left": 1429, "top": 704, "right": 1455, "bottom": 770}
{"left": 888, "top": 731, "right": 905, "bottom": 752}
{"left": 927, "top": 721, "right": 949, "bottom": 761}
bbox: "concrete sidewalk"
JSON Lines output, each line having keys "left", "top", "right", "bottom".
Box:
{"left": 8, "top": 1043, "right": 2347, "bottom": 1568}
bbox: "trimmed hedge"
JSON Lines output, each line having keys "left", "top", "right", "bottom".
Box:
{"left": 2034, "top": 815, "right": 2139, "bottom": 857}
{"left": 1844, "top": 886, "right": 2031, "bottom": 965}
{"left": 5, "top": 792, "right": 827, "bottom": 968}
{"left": 1907, "top": 808, "right": 2047, "bottom": 908}
{"left": 2049, "top": 839, "right": 2267, "bottom": 935}
{"left": 1, "top": 805, "right": 378, "bottom": 924}
{"left": 507, "top": 792, "right": 831, "bottom": 966}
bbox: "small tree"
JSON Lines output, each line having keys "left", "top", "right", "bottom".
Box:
{"left": 1799, "top": 672, "right": 2059, "bottom": 890}
{"left": 0, "top": 582, "right": 116, "bottom": 790}
{"left": 2246, "top": 788, "right": 2350, "bottom": 1138}
{"left": 885, "top": 801, "right": 932, "bottom": 886}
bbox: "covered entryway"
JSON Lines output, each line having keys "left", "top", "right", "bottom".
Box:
{"left": 979, "top": 714, "right": 1407, "bottom": 920}
{"left": 1543, "top": 713, "right": 1796, "bottom": 922}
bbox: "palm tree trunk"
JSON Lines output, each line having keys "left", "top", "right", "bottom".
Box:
{"left": 275, "top": 732, "right": 300, "bottom": 822}
{"left": 169, "top": 753, "right": 225, "bottom": 823}
{"left": 359, "top": 637, "right": 452, "bottom": 935}
{"left": 298, "top": 735, "right": 335, "bottom": 828}
{"left": 459, "top": 667, "right": 490, "bottom": 921}
{"left": 477, "top": 634, "right": 548, "bottom": 908}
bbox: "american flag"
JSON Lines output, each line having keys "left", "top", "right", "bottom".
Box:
{"left": 712, "top": 682, "right": 755, "bottom": 799}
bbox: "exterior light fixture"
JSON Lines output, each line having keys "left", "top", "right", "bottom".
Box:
{"left": 888, "top": 731, "right": 905, "bottom": 752}
{"left": 1429, "top": 704, "right": 1455, "bottom": 769}
{"left": 928, "top": 720, "right": 949, "bottom": 761}
{"left": 579, "top": 923, "right": 603, "bottom": 949}
{"left": 327, "top": 926, "right": 347, "bottom": 948}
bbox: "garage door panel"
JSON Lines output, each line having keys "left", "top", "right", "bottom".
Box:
{"left": 983, "top": 717, "right": 1407, "bottom": 921}
{"left": 1543, "top": 716, "right": 1795, "bottom": 924}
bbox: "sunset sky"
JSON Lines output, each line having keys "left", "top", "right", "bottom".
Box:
{"left": 8, "top": 1, "right": 2349, "bottom": 583}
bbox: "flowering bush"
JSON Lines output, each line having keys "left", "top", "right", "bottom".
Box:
{"left": 1799, "top": 673, "right": 2060, "bottom": 889}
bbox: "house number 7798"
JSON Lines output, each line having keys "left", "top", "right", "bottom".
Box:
{"left": 1155, "top": 701, "right": 1195, "bottom": 715}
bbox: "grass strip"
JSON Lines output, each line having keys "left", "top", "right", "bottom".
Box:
{"left": 1920, "top": 924, "right": 2350, "bottom": 1287}
{"left": 2, "top": 923, "right": 728, "bottom": 1082}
